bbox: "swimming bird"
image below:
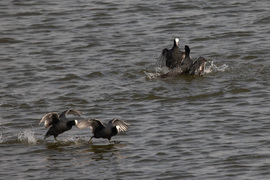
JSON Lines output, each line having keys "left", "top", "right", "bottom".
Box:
{"left": 188, "top": 56, "right": 207, "bottom": 76}
{"left": 159, "top": 47, "right": 207, "bottom": 78}
{"left": 159, "top": 38, "right": 183, "bottom": 69}
{"left": 39, "top": 109, "right": 82, "bottom": 141}
{"left": 76, "top": 118, "right": 129, "bottom": 143}
{"left": 179, "top": 45, "right": 194, "bottom": 73}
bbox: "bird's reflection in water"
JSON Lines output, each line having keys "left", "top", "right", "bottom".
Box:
{"left": 44, "top": 139, "right": 127, "bottom": 166}
{"left": 45, "top": 139, "right": 79, "bottom": 150}
{"left": 80, "top": 142, "right": 126, "bottom": 161}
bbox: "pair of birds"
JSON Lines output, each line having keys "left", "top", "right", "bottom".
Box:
{"left": 159, "top": 38, "right": 207, "bottom": 77}
{"left": 39, "top": 109, "right": 129, "bottom": 143}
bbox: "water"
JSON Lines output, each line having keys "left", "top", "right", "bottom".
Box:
{"left": 1, "top": 0, "right": 270, "bottom": 179}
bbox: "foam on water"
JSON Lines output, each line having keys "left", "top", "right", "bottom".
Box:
{"left": 18, "top": 129, "right": 38, "bottom": 145}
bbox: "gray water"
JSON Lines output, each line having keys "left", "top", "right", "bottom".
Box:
{"left": 1, "top": 0, "right": 270, "bottom": 179}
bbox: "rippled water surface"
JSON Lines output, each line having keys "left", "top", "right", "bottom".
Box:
{"left": 1, "top": 0, "right": 270, "bottom": 179}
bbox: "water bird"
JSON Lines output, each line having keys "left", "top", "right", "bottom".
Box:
{"left": 76, "top": 118, "right": 129, "bottom": 143}
{"left": 159, "top": 45, "right": 193, "bottom": 78}
{"left": 180, "top": 45, "right": 194, "bottom": 73}
{"left": 188, "top": 56, "right": 207, "bottom": 76}
{"left": 159, "top": 45, "right": 207, "bottom": 78}
{"left": 39, "top": 109, "right": 82, "bottom": 141}
{"left": 159, "top": 38, "right": 183, "bottom": 69}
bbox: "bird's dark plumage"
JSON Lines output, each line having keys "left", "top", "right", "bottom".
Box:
{"left": 180, "top": 45, "right": 193, "bottom": 73}
{"left": 76, "top": 118, "right": 129, "bottom": 143}
{"left": 159, "top": 46, "right": 207, "bottom": 78}
{"left": 158, "top": 38, "right": 183, "bottom": 69}
{"left": 188, "top": 56, "right": 207, "bottom": 76}
{"left": 39, "top": 109, "right": 82, "bottom": 141}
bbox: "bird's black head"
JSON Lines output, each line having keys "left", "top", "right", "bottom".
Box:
{"left": 185, "top": 45, "right": 190, "bottom": 57}
{"left": 67, "top": 120, "right": 77, "bottom": 128}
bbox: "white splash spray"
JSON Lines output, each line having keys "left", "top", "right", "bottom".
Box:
{"left": 18, "top": 129, "right": 38, "bottom": 145}
{"left": 204, "top": 61, "right": 228, "bottom": 74}
{"left": 144, "top": 71, "right": 160, "bottom": 79}
{"left": 145, "top": 60, "right": 228, "bottom": 79}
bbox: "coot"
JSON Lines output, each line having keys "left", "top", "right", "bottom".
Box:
{"left": 159, "top": 38, "right": 183, "bottom": 69}
{"left": 76, "top": 118, "right": 129, "bottom": 143}
{"left": 39, "top": 109, "right": 82, "bottom": 141}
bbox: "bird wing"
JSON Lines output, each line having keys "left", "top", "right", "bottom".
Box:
{"left": 59, "top": 109, "right": 82, "bottom": 120}
{"left": 189, "top": 56, "right": 207, "bottom": 76}
{"left": 39, "top": 112, "right": 60, "bottom": 128}
{"left": 162, "top": 48, "right": 169, "bottom": 56}
{"left": 109, "top": 118, "right": 130, "bottom": 132}
{"left": 156, "top": 48, "right": 169, "bottom": 68}
{"left": 76, "top": 119, "right": 105, "bottom": 134}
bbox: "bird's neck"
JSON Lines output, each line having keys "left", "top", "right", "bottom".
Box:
{"left": 111, "top": 126, "right": 118, "bottom": 136}
{"left": 67, "top": 120, "right": 76, "bottom": 128}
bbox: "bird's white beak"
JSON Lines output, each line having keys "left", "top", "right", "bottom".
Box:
{"left": 175, "top": 38, "right": 179, "bottom": 46}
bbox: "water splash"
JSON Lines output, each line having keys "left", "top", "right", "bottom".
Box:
{"left": 145, "top": 61, "right": 228, "bottom": 79}
{"left": 205, "top": 61, "right": 228, "bottom": 74}
{"left": 144, "top": 66, "right": 169, "bottom": 79}
{"left": 18, "top": 129, "right": 38, "bottom": 145}
{"left": 144, "top": 71, "right": 160, "bottom": 79}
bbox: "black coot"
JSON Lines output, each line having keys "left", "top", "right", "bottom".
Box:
{"left": 76, "top": 118, "right": 129, "bottom": 143}
{"left": 159, "top": 38, "right": 183, "bottom": 69}
{"left": 39, "top": 109, "right": 82, "bottom": 141}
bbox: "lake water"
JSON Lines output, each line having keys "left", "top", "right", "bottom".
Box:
{"left": 1, "top": 0, "right": 270, "bottom": 179}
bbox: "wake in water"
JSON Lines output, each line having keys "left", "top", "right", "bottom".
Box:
{"left": 0, "top": 128, "right": 84, "bottom": 145}
{"left": 145, "top": 61, "right": 228, "bottom": 79}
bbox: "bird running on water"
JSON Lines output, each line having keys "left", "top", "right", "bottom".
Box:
{"left": 76, "top": 118, "right": 129, "bottom": 143}
{"left": 39, "top": 109, "right": 82, "bottom": 141}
